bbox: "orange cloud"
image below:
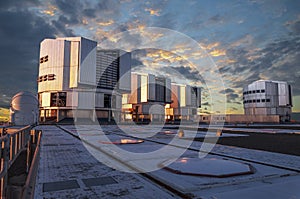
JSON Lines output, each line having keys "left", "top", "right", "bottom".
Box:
{"left": 41, "top": 5, "right": 57, "bottom": 16}
{"left": 200, "top": 42, "right": 220, "bottom": 50}
{"left": 199, "top": 42, "right": 227, "bottom": 58}
{"left": 210, "top": 49, "right": 226, "bottom": 57}
{"left": 97, "top": 20, "right": 114, "bottom": 26}
{"left": 217, "top": 58, "right": 236, "bottom": 64}
{"left": 82, "top": 18, "right": 89, "bottom": 25}
{"left": 145, "top": 8, "right": 161, "bottom": 16}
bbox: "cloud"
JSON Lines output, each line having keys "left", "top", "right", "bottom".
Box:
{"left": 132, "top": 49, "right": 191, "bottom": 68}
{"left": 52, "top": 0, "right": 118, "bottom": 29}
{"left": 219, "top": 88, "right": 235, "bottom": 94}
{"left": 97, "top": 0, "right": 120, "bottom": 12}
{"left": 208, "top": 14, "right": 225, "bottom": 24}
{"left": 131, "top": 57, "right": 144, "bottom": 68}
{"left": 209, "top": 49, "right": 226, "bottom": 57}
{"left": 230, "top": 34, "right": 254, "bottom": 48}
{"left": 249, "top": 37, "right": 300, "bottom": 96}
{"left": 0, "top": 0, "right": 40, "bottom": 10}
{"left": 83, "top": 8, "right": 97, "bottom": 18}
{"left": 201, "top": 42, "right": 220, "bottom": 50}
{"left": 145, "top": 8, "right": 161, "bottom": 16}
{"left": 220, "top": 33, "right": 300, "bottom": 102}
{"left": 285, "top": 15, "right": 300, "bottom": 35}
{"left": 227, "top": 106, "right": 239, "bottom": 114}
{"left": 0, "top": 0, "right": 298, "bottom": 113}
{"left": 227, "top": 93, "right": 240, "bottom": 103}
{"left": 41, "top": 4, "right": 58, "bottom": 16}
{"left": 0, "top": 0, "right": 75, "bottom": 106}
{"left": 130, "top": 62, "right": 204, "bottom": 86}
{"left": 169, "top": 66, "right": 203, "bottom": 82}
{"left": 200, "top": 42, "right": 226, "bottom": 57}
{"left": 152, "top": 12, "right": 178, "bottom": 29}
{"left": 237, "top": 19, "right": 244, "bottom": 24}
{"left": 230, "top": 107, "right": 238, "bottom": 111}
{"left": 202, "top": 102, "right": 211, "bottom": 106}
{"left": 97, "top": 19, "right": 114, "bottom": 26}
{"left": 218, "top": 88, "right": 240, "bottom": 103}
{"left": 51, "top": 15, "right": 75, "bottom": 36}
{"left": 54, "top": 0, "right": 82, "bottom": 24}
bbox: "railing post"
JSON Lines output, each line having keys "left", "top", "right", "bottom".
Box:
{"left": 0, "top": 138, "right": 3, "bottom": 199}
{"left": 27, "top": 130, "right": 36, "bottom": 174}
{"left": 10, "top": 136, "right": 14, "bottom": 163}
{"left": 26, "top": 132, "right": 32, "bottom": 174}
{"left": 1, "top": 135, "right": 10, "bottom": 199}
{"left": 0, "top": 128, "right": 7, "bottom": 137}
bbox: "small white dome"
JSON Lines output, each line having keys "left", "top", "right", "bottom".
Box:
{"left": 11, "top": 91, "right": 39, "bottom": 112}
{"left": 10, "top": 91, "right": 39, "bottom": 125}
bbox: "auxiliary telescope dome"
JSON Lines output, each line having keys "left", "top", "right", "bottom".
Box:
{"left": 10, "top": 91, "right": 39, "bottom": 126}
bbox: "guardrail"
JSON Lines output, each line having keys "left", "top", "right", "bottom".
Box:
{"left": 0, "top": 126, "right": 42, "bottom": 199}
{"left": 21, "top": 130, "right": 42, "bottom": 199}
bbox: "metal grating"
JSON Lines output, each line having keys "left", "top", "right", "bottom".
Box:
{"left": 82, "top": 177, "right": 117, "bottom": 187}
{"left": 43, "top": 180, "right": 80, "bottom": 192}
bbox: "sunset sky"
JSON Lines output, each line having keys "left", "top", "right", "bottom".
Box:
{"left": 0, "top": 0, "right": 299, "bottom": 115}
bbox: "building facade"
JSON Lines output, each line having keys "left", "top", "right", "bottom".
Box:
{"left": 122, "top": 73, "right": 171, "bottom": 123}
{"left": 95, "top": 49, "right": 131, "bottom": 122}
{"left": 243, "top": 80, "right": 292, "bottom": 122}
{"left": 166, "top": 84, "right": 201, "bottom": 122}
{"left": 96, "top": 49, "right": 131, "bottom": 92}
{"left": 38, "top": 37, "right": 131, "bottom": 122}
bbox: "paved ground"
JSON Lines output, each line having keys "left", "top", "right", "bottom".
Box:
{"left": 33, "top": 124, "right": 300, "bottom": 199}
{"left": 60, "top": 125, "right": 300, "bottom": 198}
{"left": 34, "top": 125, "right": 177, "bottom": 199}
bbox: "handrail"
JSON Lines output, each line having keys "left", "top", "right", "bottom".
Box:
{"left": 0, "top": 135, "right": 10, "bottom": 179}
{"left": 21, "top": 130, "right": 42, "bottom": 199}
{"left": 0, "top": 125, "right": 33, "bottom": 199}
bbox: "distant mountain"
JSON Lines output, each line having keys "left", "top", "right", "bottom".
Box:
{"left": 0, "top": 107, "right": 9, "bottom": 122}
{"left": 291, "top": 112, "right": 300, "bottom": 122}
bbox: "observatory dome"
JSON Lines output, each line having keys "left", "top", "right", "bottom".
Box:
{"left": 11, "top": 91, "right": 39, "bottom": 112}
{"left": 10, "top": 91, "right": 39, "bottom": 125}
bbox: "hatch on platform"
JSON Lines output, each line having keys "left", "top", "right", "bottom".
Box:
{"left": 160, "top": 157, "right": 254, "bottom": 178}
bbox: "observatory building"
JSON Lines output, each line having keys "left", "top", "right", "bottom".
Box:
{"left": 243, "top": 80, "right": 292, "bottom": 122}
{"left": 9, "top": 91, "right": 39, "bottom": 125}
{"left": 37, "top": 37, "right": 131, "bottom": 122}
{"left": 166, "top": 83, "right": 201, "bottom": 122}
{"left": 122, "top": 73, "right": 171, "bottom": 123}
{"left": 121, "top": 73, "right": 201, "bottom": 123}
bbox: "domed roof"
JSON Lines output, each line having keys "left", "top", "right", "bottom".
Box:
{"left": 11, "top": 91, "right": 39, "bottom": 111}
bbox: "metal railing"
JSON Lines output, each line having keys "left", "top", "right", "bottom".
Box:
{"left": 21, "top": 130, "right": 42, "bottom": 199}
{"left": 0, "top": 126, "right": 42, "bottom": 199}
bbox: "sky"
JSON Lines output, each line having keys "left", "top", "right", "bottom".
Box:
{"left": 0, "top": 0, "right": 299, "bottom": 114}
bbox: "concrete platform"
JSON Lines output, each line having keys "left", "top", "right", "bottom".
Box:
{"left": 33, "top": 125, "right": 177, "bottom": 199}
{"left": 33, "top": 124, "right": 300, "bottom": 199}
{"left": 74, "top": 125, "right": 300, "bottom": 198}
